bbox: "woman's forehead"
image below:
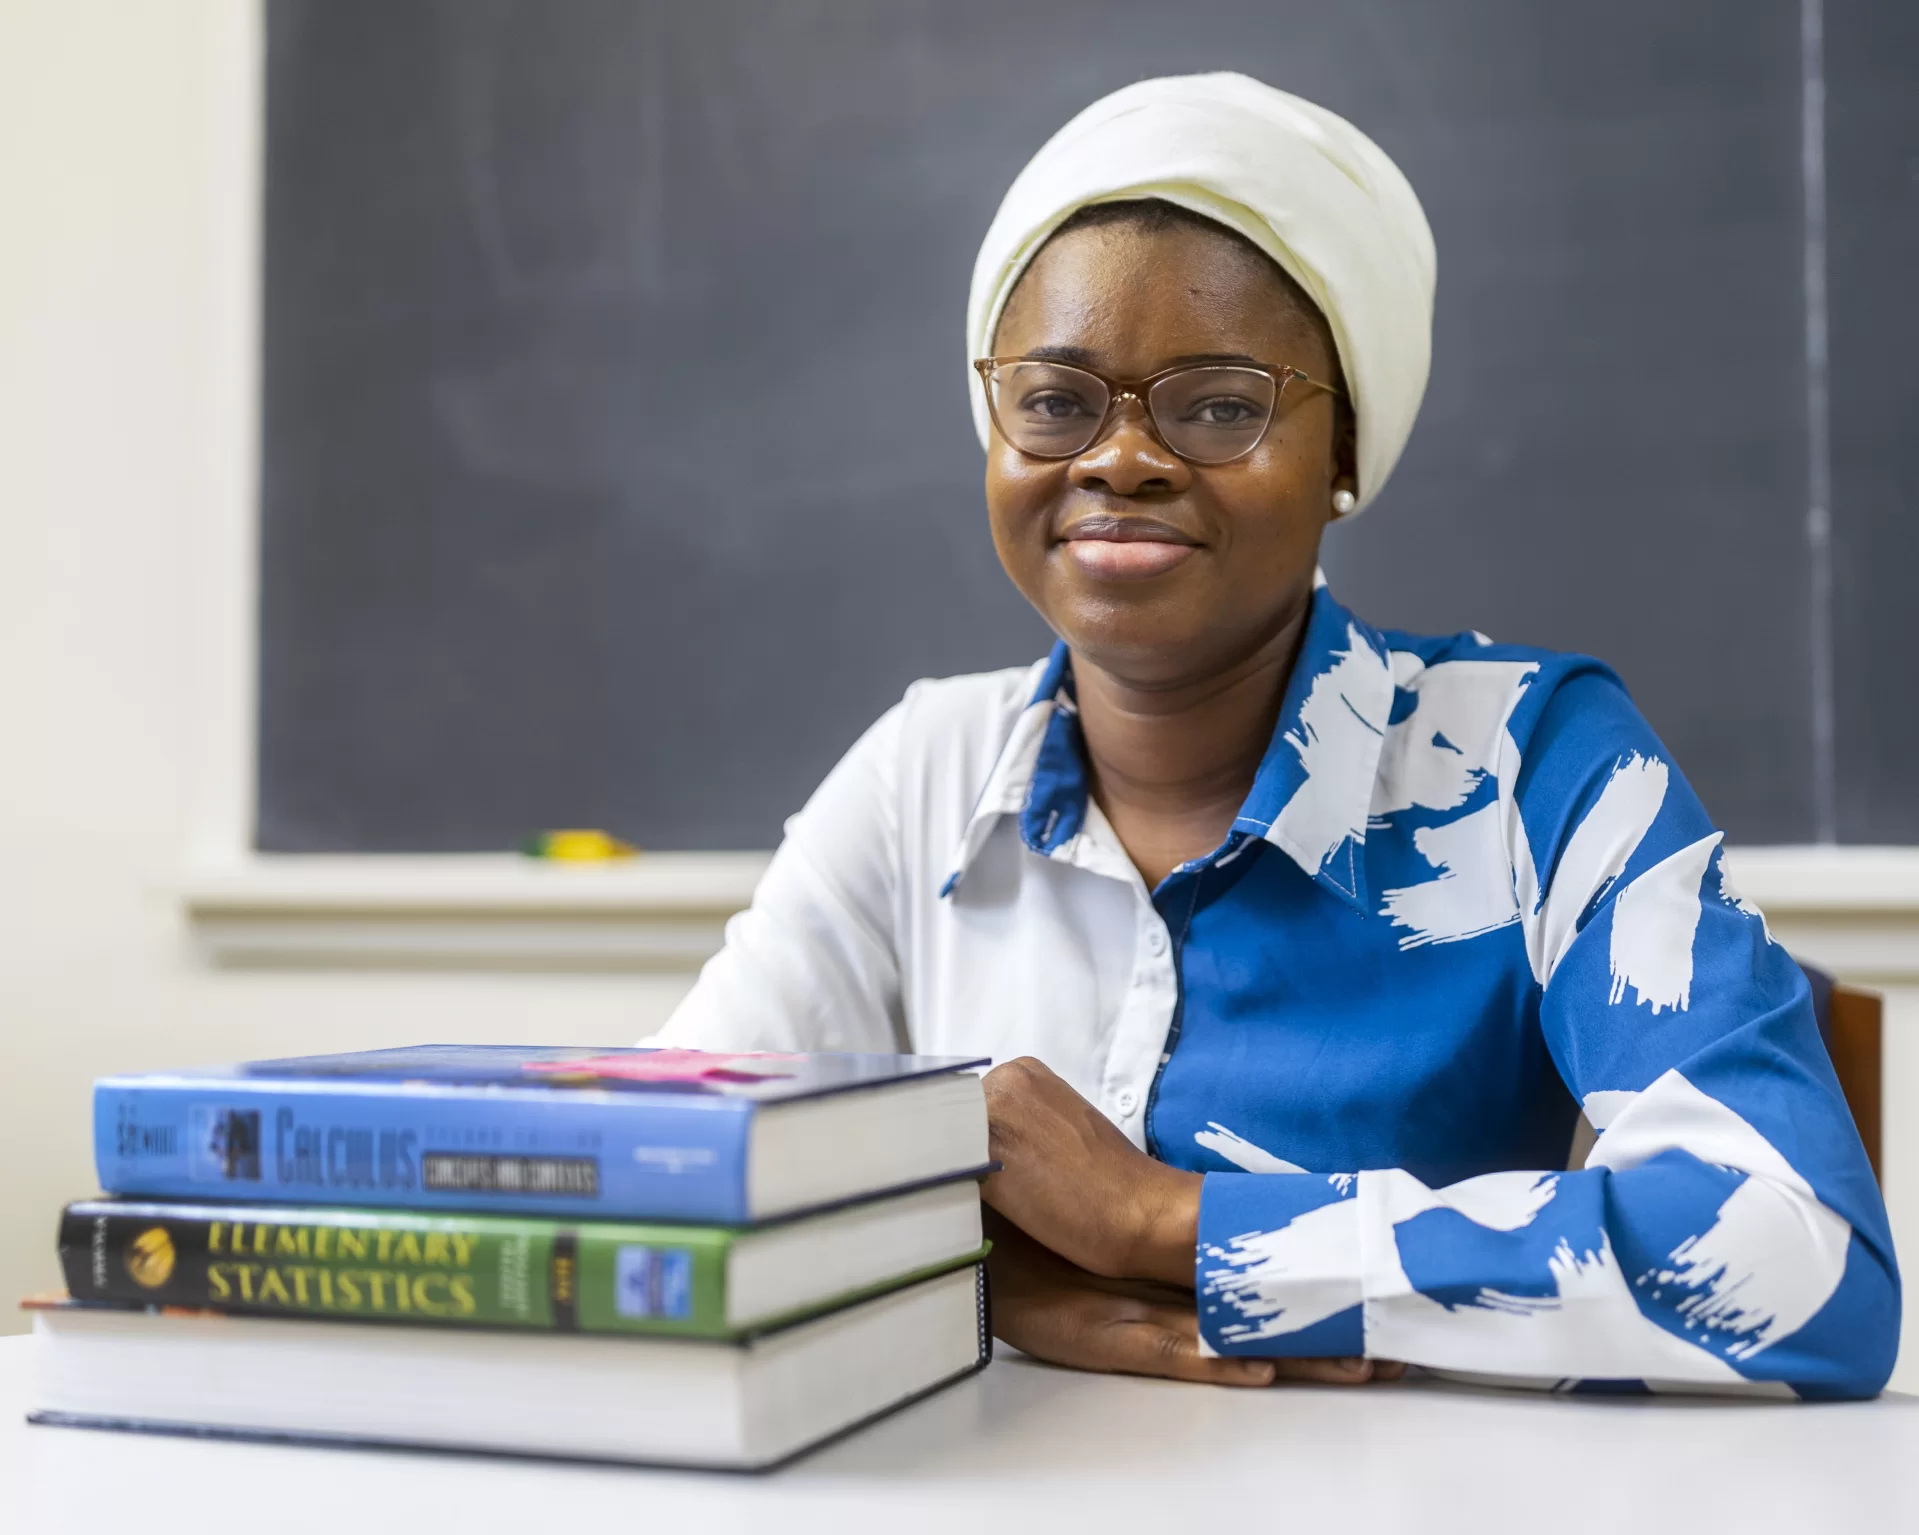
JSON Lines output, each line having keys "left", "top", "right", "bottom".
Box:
{"left": 993, "top": 220, "right": 1328, "bottom": 375}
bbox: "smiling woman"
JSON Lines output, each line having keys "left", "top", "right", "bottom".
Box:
{"left": 654, "top": 74, "right": 1898, "bottom": 1400}
{"left": 980, "top": 203, "right": 1348, "bottom": 886}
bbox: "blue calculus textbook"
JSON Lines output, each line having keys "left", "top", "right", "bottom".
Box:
{"left": 95, "top": 1045, "right": 991, "bottom": 1224}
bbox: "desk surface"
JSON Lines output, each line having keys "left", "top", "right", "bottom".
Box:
{"left": 4, "top": 1334, "right": 1915, "bottom": 1533}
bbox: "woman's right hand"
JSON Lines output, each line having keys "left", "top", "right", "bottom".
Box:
{"left": 984, "top": 1208, "right": 1404, "bottom": 1388}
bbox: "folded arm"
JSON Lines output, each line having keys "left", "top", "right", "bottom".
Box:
{"left": 1192, "top": 672, "right": 1899, "bottom": 1396}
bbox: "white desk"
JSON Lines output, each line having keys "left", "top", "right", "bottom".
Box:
{"left": 2, "top": 1334, "right": 1913, "bottom": 1533}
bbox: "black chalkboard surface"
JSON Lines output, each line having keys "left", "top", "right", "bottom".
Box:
{"left": 257, "top": 0, "right": 1916, "bottom": 852}
{"left": 1827, "top": 3, "right": 1919, "bottom": 841}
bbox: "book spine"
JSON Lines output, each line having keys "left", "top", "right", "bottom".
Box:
{"left": 58, "top": 1201, "right": 738, "bottom": 1336}
{"left": 93, "top": 1080, "right": 755, "bottom": 1222}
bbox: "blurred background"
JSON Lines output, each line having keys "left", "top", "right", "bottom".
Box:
{"left": 1, "top": 1, "right": 1915, "bottom": 1376}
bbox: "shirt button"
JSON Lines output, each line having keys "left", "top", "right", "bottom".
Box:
{"left": 1145, "top": 927, "right": 1167, "bottom": 956}
{"left": 1116, "top": 1089, "right": 1140, "bottom": 1116}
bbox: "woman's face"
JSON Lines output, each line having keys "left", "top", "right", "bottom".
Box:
{"left": 985, "top": 218, "right": 1351, "bottom": 688}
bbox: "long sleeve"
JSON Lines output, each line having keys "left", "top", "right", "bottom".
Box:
{"left": 647, "top": 699, "right": 911, "bottom": 1054}
{"left": 1195, "top": 666, "right": 1901, "bottom": 1397}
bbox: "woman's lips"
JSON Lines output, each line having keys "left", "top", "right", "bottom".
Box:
{"left": 1059, "top": 515, "right": 1200, "bottom": 581}
{"left": 1064, "top": 540, "right": 1198, "bottom": 579}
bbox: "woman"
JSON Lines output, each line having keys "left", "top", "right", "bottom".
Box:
{"left": 657, "top": 74, "right": 1897, "bottom": 1397}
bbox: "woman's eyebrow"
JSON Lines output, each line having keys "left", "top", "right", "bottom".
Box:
{"left": 1163, "top": 351, "right": 1261, "bottom": 366}
{"left": 1019, "top": 346, "right": 1265, "bottom": 368}
{"left": 1022, "top": 345, "right": 1103, "bottom": 366}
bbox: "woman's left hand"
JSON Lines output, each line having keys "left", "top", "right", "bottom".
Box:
{"left": 982, "top": 1055, "right": 1202, "bottom": 1286}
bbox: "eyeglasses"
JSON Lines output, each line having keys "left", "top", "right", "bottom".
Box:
{"left": 973, "top": 356, "right": 1341, "bottom": 466}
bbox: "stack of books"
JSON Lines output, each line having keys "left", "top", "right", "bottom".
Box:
{"left": 31, "top": 1044, "right": 993, "bottom": 1470}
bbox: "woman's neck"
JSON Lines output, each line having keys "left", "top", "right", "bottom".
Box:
{"left": 1072, "top": 607, "right": 1310, "bottom": 890}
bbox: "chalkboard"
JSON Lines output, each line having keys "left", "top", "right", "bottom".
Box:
{"left": 1828, "top": 2, "right": 1919, "bottom": 841}
{"left": 258, "top": 0, "right": 1916, "bottom": 852}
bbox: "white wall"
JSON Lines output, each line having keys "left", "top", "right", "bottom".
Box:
{"left": 0, "top": 0, "right": 693, "bottom": 1327}
{"left": 2, "top": 1, "right": 1914, "bottom": 1396}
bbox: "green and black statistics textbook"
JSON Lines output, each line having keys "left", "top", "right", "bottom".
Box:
{"left": 59, "top": 1178, "right": 985, "bottom": 1338}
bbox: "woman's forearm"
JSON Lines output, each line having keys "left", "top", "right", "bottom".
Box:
{"left": 983, "top": 1054, "right": 1202, "bottom": 1286}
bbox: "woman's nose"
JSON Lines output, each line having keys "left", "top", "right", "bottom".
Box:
{"left": 1067, "top": 400, "right": 1192, "bottom": 496}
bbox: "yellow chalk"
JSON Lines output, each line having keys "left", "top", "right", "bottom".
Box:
{"left": 521, "top": 829, "right": 638, "bottom": 861}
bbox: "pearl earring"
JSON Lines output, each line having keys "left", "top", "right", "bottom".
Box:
{"left": 1332, "top": 488, "right": 1357, "bottom": 517}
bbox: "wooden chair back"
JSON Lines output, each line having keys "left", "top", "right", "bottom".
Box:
{"left": 1565, "top": 967, "right": 1883, "bottom": 1183}
{"left": 1823, "top": 983, "right": 1884, "bottom": 1184}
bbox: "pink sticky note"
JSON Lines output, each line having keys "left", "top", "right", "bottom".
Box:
{"left": 525, "top": 1049, "right": 802, "bottom": 1084}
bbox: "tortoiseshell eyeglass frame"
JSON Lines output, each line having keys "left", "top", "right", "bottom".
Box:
{"left": 973, "top": 356, "right": 1344, "bottom": 466}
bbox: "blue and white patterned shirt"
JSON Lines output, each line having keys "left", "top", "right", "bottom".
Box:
{"left": 657, "top": 583, "right": 1899, "bottom": 1397}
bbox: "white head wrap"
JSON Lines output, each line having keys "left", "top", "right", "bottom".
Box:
{"left": 967, "top": 73, "right": 1435, "bottom": 512}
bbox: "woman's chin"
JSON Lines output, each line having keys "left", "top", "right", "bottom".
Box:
{"left": 1047, "top": 600, "right": 1224, "bottom": 678}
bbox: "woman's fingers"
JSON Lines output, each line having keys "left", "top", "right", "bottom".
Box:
{"left": 1098, "top": 1303, "right": 1282, "bottom": 1388}
{"left": 997, "top": 1282, "right": 1388, "bottom": 1389}
{"left": 1271, "top": 1355, "right": 1379, "bottom": 1385}
{"left": 1093, "top": 1332, "right": 1406, "bottom": 1387}
{"left": 1001, "top": 1286, "right": 1277, "bottom": 1387}
{"left": 985, "top": 1216, "right": 1407, "bottom": 1389}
